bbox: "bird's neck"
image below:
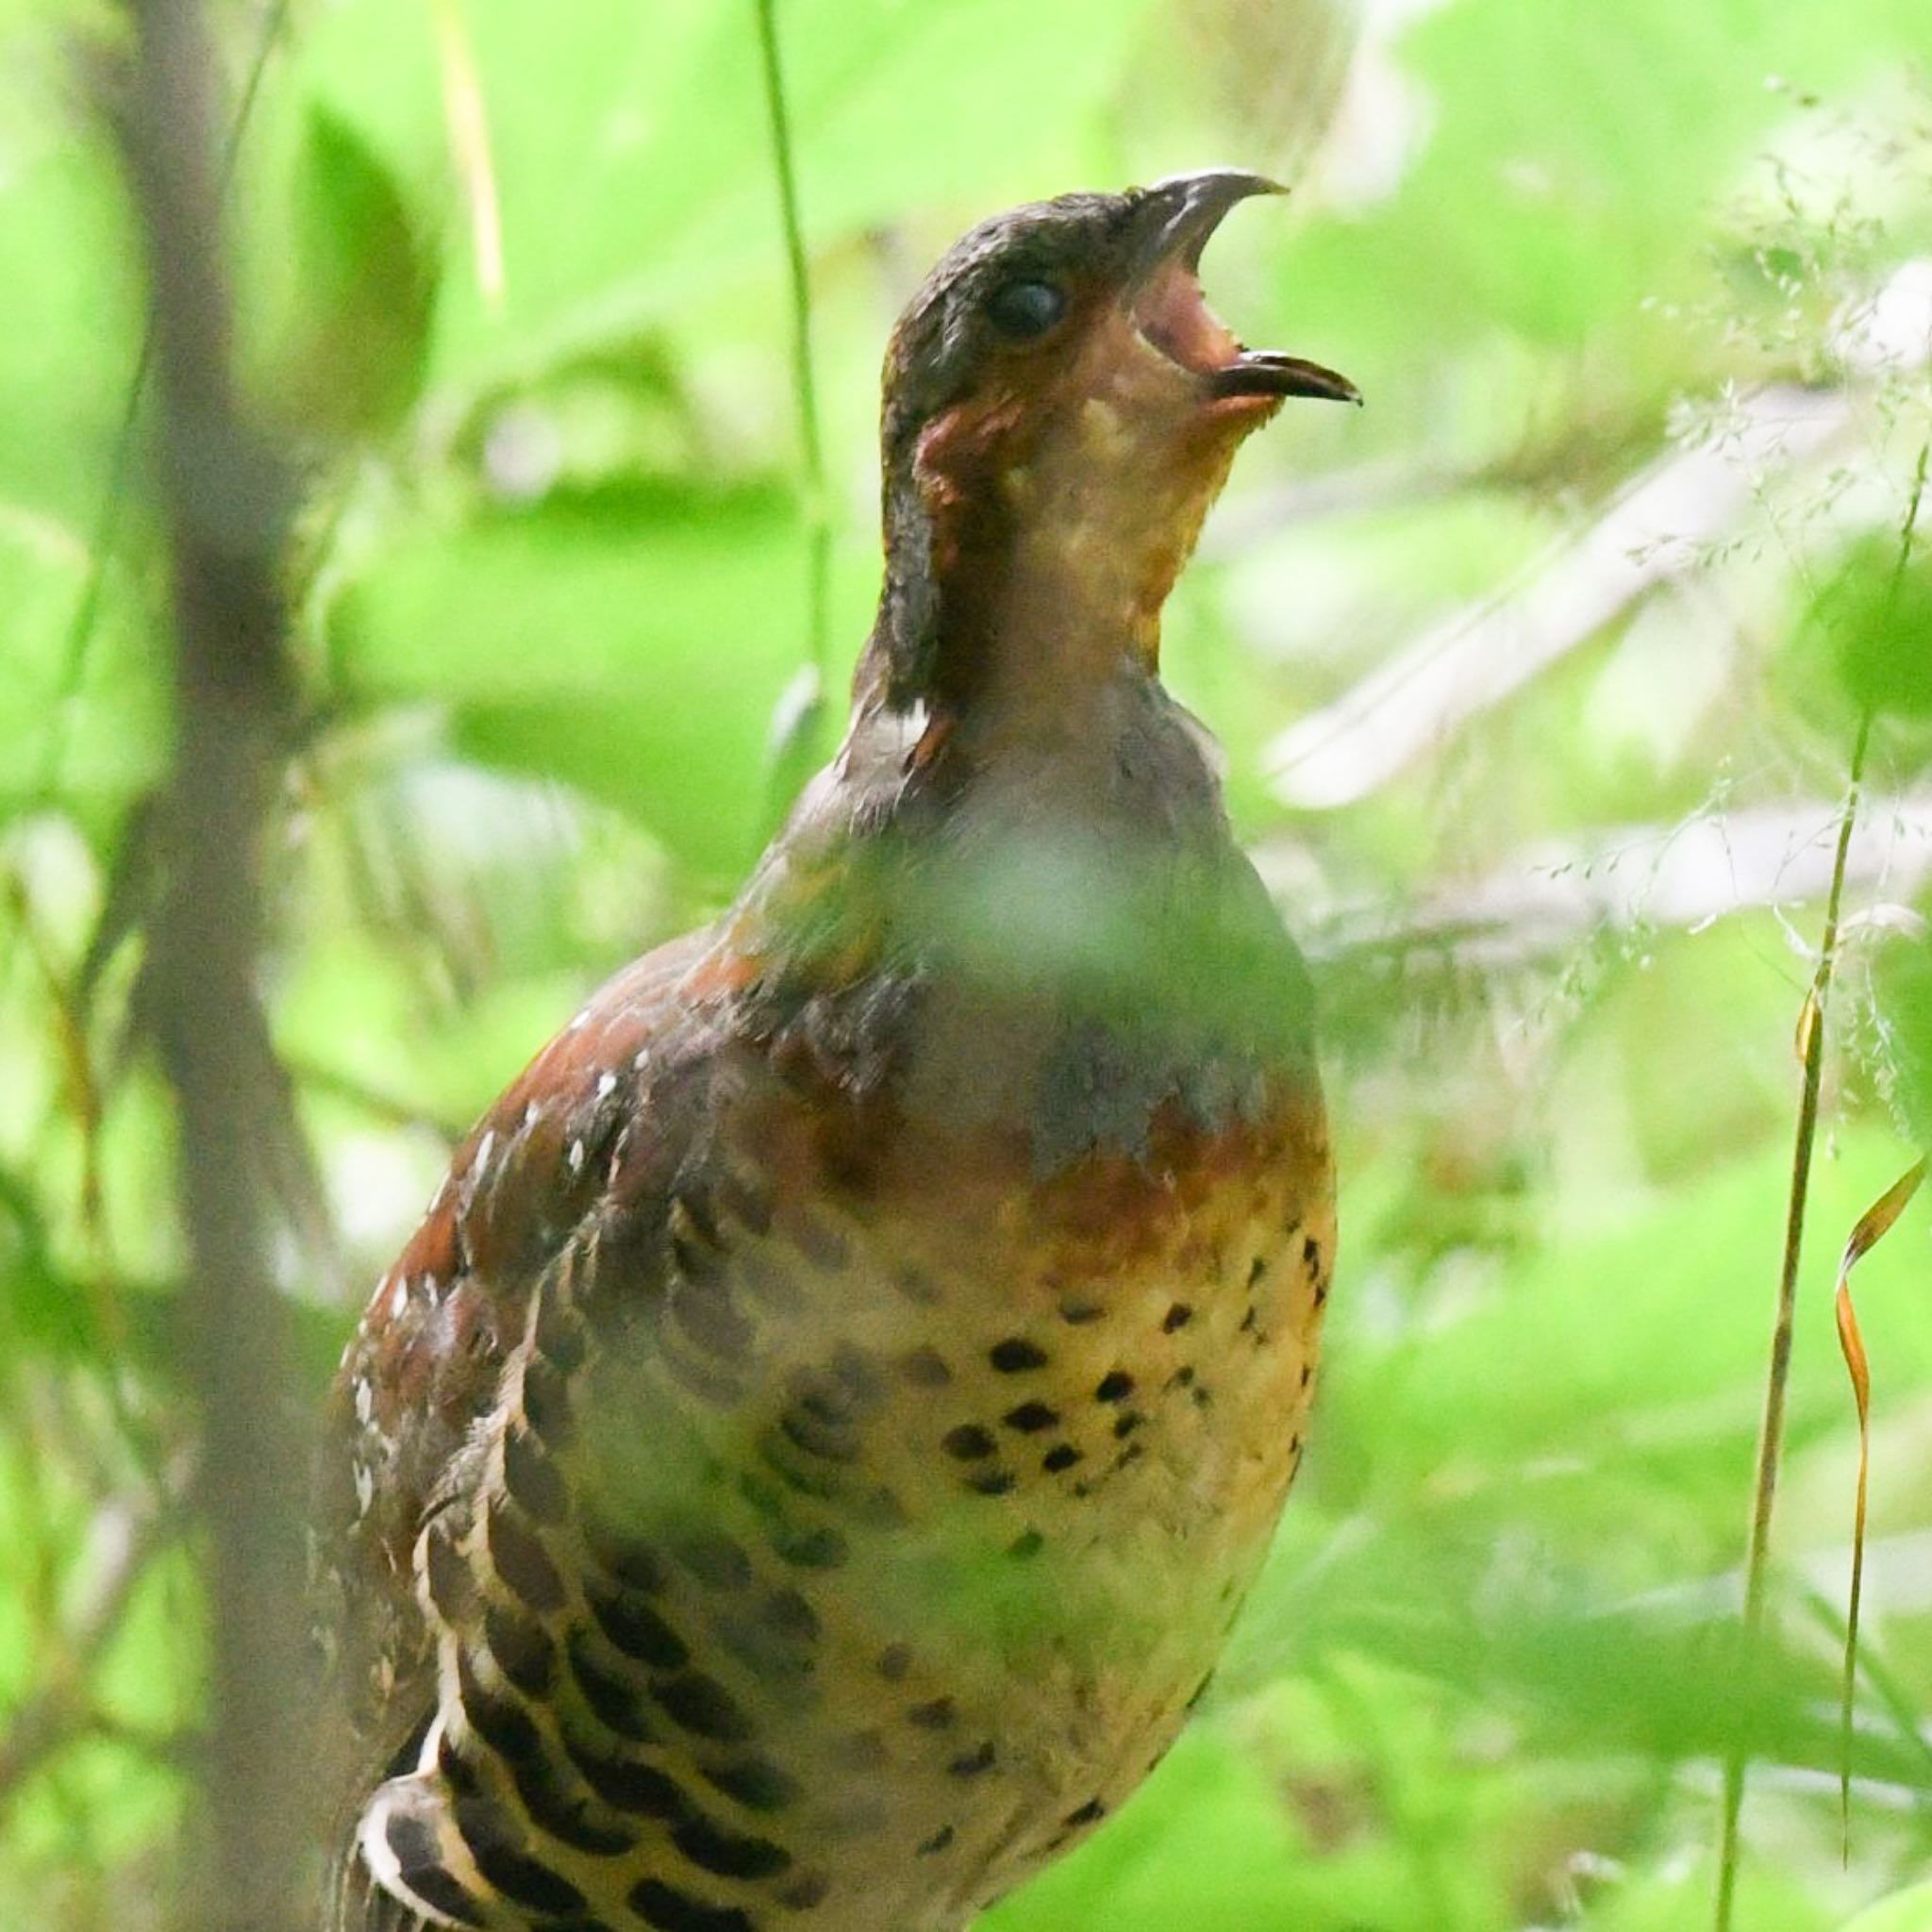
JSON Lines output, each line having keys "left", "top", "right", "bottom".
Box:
{"left": 859, "top": 404, "right": 1240, "bottom": 750}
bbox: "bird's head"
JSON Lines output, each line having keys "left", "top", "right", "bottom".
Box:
{"left": 865, "top": 171, "right": 1357, "bottom": 716}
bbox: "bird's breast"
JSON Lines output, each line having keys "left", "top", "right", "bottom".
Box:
{"left": 362, "top": 1032, "right": 1331, "bottom": 1932}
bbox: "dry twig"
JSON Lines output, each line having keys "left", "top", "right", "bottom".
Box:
{"left": 114, "top": 0, "right": 316, "bottom": 1922}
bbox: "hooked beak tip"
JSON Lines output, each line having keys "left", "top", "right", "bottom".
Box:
{"left": 1135, "top": 169, "right": 1289, "bottom": 272}
{"left": 1124, "top": 169, "right": 1360, "bottom": 412}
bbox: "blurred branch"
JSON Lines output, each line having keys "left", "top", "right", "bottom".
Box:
{"left": 1280, "top": 784, "right": 1932, "bottom": 974}
{"left": 1267, "top": 383, "right": 1861, "bottom": 809}
{"left": 112, "top": 0, "right": 316, "bottom": 1925}
{"left": 1201, "top": 412, "right": 1661, "bottom": 561}
{"left": 1267, "top": 254, "right": 1932, "bottom": 813}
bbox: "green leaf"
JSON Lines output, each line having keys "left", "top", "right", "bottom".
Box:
{"left": 269, "top": 104, "right": 440, "bottom": 441}
{"left": 330, "top": 481, "right": 807, "bottom": 882}
{"left": 285, "top": 0, "right": 1161, "bottom": 390}
{"left": 0, "top": 33, "right": 142, "bottom": 530}
{"left": 0, "top": 1166, "right": 98, "bottom": 1363}
{"left": 1810, "top": 531, "right": 1932, "bottom": 721}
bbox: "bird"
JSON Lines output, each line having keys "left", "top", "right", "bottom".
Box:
{"left": 314, "top": 168, "right": 1352, "bottom": 1932}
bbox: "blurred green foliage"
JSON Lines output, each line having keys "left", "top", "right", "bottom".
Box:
{"left": 2, "top": 0, "right": 1932, "bottom": 1927}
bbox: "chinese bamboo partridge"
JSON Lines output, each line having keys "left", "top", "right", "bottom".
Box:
{"left": 316, "top": 170, "right": 1351, "bottom": 1932}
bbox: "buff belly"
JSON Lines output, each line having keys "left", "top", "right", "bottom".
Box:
{"left": 359, "top": 1084, "right": 1334, "bottom": 1932}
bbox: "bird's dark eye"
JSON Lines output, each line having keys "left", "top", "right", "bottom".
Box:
{"left": 985, "top": 277, "right": 1068, "bottom": 341}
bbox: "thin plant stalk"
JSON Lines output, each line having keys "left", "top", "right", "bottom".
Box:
{"left": 753, "top": 0, "right": 833, "bottom": 826}
{"left": 1713, "top": 440, "right": 1926, "bottom": 1926}
{"left": 1712, "top": 708, "right": 1872, "bottom": 1931}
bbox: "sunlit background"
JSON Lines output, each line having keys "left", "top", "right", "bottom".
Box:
{"left": 3, "top": 0, "right": 1932, "bottom": 1925}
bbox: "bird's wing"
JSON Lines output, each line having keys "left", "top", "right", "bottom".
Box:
{"left": 313, "top": 924, "right": 726, "bottom": 1905}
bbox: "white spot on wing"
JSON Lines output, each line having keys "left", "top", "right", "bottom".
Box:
{"left": 568, "top": 1139, "right": 586, "bottom": 1174}
{"left": 877, "top": 697, "right": 932, "bottom": 771}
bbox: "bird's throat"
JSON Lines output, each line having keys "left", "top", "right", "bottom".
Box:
{"left": 869, "top": 360, "right": 1250, "bottom": 740}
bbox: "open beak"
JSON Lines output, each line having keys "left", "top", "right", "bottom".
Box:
{"left": 1126, "top": 170, "right": 1360, "bottom": 408}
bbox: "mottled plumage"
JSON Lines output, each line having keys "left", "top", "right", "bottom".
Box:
{"left": 317, "top": 172, "right": 1350, "bottom": 1932}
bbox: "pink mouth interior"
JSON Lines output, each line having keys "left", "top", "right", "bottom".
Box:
{"left": 1132, "top": 258, "right": 1246, "bottom": 377}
